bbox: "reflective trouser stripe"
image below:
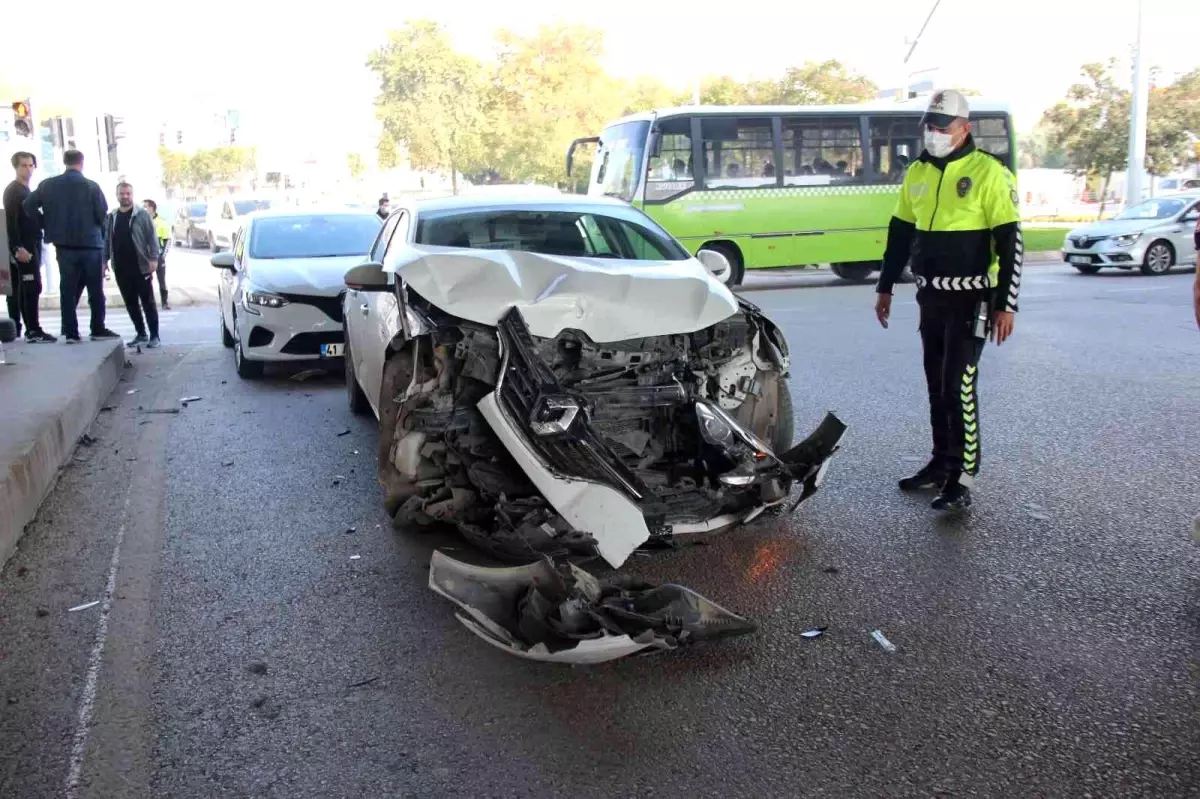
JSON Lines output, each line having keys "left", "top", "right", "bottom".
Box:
{"left": 961, "top": 363, "right": 980, "bottom": 475}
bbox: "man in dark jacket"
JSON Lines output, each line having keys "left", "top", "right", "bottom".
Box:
{"left": 4, "top": 152, "right": 56, "bottom": 342}
{"left": 104, "top": 182, "right": 160, "bottom": 347}
{"left": 23, "top": 149, "right": 119, "bottom": 342}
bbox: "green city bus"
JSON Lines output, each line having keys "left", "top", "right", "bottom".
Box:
{"left": 568, "top": 97, "right": 1017, "bottom": 285}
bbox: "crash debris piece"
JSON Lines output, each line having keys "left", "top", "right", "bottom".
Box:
{"left": 801, "top": 627, "right": 828, "bottom": 638}
{"left": 870, "top": 629, "right": 897, "bottom": 653}
{"left": 290, "top": 368, "right": 325, "bottom": 382}
{"left": 428, "top": 551, "right": 756, "bottom": 664}
{"left": 68, "top": 600, "right": 100, "bottom": 613}
{"left": 180, "top": 396, "right": 202, "bottom": 404}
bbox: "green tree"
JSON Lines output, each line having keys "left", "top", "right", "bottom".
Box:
{"left": 367, "top": 20, "right": 486, "bottom": 194}
{"left": 377, "top": 133, "right": 400, "bottom": 170}
{"left": 347, "top": 152, "right": 366, "bottom": 180}
{"left": 157, "top": 146, "right": 190, "bottom": 191}
{"left": 1018, "top": 126, "right": 1069, "bottom": 170}
{"left": 1146, "top": 68, "right": 1200, "bottom": 176}
{"left": 770, "top": 60, "right": 877, "bottom": 105}
{"left": 1042, "top": 60, "right": 1130, "bottom": 217}
{"left": 485, "top": 23, "right": 627, "bottom": 186}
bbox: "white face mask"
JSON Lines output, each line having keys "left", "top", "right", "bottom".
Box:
{"left": 924, "top": 129, "right": 956, "bottom": 158}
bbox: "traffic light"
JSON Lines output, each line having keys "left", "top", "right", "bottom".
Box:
{"left": 12, "top": 101, "right": 32, "bottom": 137}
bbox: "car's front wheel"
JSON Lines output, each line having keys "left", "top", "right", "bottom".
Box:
{"left": 232, "top": 313, "right": 263, "bottom": 379}
{"left": 220, "top": 312, "right": 234, "bottom": 348}
{"left": 1140, "top": 241, "right": 1174, "bottom": 275}
{"left": 344, "top": 330, "right": 371, "bottom": 416}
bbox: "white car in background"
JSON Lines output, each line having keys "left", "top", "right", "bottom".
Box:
{"left": 211, "top": 208, "right": 383, "bottom": 378}
{"left": 206, "top": 196, "right": 274, "bottom": 252}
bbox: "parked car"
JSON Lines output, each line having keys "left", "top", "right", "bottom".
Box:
{"left": 341, "top": 193, "right": 846, "bottom": 571}
{"left": 172, "top": 202, "right": 210, "bottom": 248}
{"left": 1158, "top": 176, "right": 1200, "bottom": 195}
{"left": 211, "top": 208, "right": 383, "bottom": 378}
{"left": 206, "top": 197, "right": 274, "bottom": 252}
{"left": 1061, "top": 193, "right": 1200, "bottom": 275}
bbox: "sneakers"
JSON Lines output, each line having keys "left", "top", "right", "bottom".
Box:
{"left": 932, "top": 481, "right": 973, "bottom": 511}
{"left": 90, "top": 329, "right": 121, "bottom": 341}
{"left": 147, "top": 336, "right": 161, "bottom": 349}
{"left": 25, "top": 330, "right": 58, "bottom": 343}
{"left": 128, "top": 333, "right": 149, "bottom": 347}
{"left": 64, "top": 334, "right": 82, "bottom": 344}
{"left": 898, "top": 461, "right": 949, "bottom": 492}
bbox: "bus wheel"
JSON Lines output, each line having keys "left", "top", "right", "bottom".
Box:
{"left": 700, "top": 244, "right": 744, "bottom": 286}
{"left": 830, "top": 262, "right": 875, "bottom": 282}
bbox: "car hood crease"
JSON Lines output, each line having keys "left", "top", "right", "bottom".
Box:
{"left": 251, "top": 255, "right": 367, "bottom": 296}
{"left": 386, "top": 247, "right": 741, "bottom": 341}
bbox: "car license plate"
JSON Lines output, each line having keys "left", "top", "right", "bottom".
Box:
{"left": 1069, "top": 255, "right": 1092, "bottom": 265}
{"left": 320, "top": 343, "right": 344, "bottom": 357}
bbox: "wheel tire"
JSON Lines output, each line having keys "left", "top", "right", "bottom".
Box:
{"left": 831, "top": 262, "right": 874, "bottom": 282}
{"left": 1073, "top": 264, "right": 1102, "bottom": 275}
{"left": 220, "top": 312, "right": 235, "bottom": 348}
{"left": 1140, "top": 241, "right": 1173, "bottom": 275}
{"left": 344, "top": 331, "right": 371, "bottom": 416}
{"left": 232, "top": 315, "right": 263, "bottom": 379}
{"left": 700, "top": 244, "right": 744, "bottom": 287}
{"left": 771, "top": 378, "right": 795, "bottom": 455}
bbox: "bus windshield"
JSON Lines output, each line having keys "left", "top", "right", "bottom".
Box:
{"left": 591, "top": 120, "right": 649, "bottom": 203}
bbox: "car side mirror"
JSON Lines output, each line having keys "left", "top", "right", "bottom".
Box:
{"left": 345, "top": 262, "right": 389, "bottom": 292}
{"left": 210, "top": 251, "right": 236, "bottom": 270}
{"left": 696, "top": 248, "right": 730, "bottom": 277}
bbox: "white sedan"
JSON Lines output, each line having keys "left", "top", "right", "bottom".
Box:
{"left": 211, "top": 208, "right": 382, "bottom": 378}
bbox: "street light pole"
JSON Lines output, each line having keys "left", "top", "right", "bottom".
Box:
{"left": 901, "top": 0, "right": 943, "bottom": 100}
{"left": 1126, "top": 0, "right": 1149, "bottom": 205}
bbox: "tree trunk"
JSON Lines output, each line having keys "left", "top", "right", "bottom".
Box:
{"left": 450, "top": 155, "right": 458, "bottom": 196}
{"left": 1097, "top": 171, "right": 1112, "bottom": 220}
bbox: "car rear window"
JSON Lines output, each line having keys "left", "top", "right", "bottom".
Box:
{"left": 248, "top": 214, "right": 383, "bottom": 259}
{"left": 188, "top": 203, "right": 206, "bottom": 218}
{"left": 234, "top": 199, "right": 272, "bottom": 216}
{"left": 415, "top": 210, "right": 687, "bottom": 261}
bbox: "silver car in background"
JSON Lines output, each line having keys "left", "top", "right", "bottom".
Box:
{"left": 1061, "top": 194, "right": 1200, "bottom": 275}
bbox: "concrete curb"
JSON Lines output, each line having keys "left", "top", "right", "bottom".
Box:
{"left": 37, "top": 286, "right": 219, "bottom": 311}
{"left": 0, "top": 341, "right": 125, "bottom": 568}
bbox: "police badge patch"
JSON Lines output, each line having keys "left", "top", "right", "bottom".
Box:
{"left": 957, "top": 177, "right": 972, "bottom": 198}
{"left": 1010, "top": 188, "right": 1020, "bottom": 207}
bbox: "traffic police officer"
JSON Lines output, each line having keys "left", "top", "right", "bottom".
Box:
{"left": 143, "top": 199, "right": 172, "bottom": 309}
{"left": 874, "top": 89, "right": 1023, "bottom": 511}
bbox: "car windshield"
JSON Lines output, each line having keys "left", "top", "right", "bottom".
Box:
{"left": 248, "top": 214, "right": 382, "bottom": 259}
{"left": 415, "top": 209, "right": 688, "bottom": 261}
{"left": 234, "top": 199, "right": 272, "bottom": 216}
{"left": 1116, "top": 198, "right": 1186, "bottom": 220}
{"left": 188, "top": 203, "right": 206, "bottom": 218}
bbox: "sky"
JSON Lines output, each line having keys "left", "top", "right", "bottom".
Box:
{"left": 4, "top": 0, "right": 1197, "bottom": 154}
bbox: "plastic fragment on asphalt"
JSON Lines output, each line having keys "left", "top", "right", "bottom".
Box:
{"left": 222, "top": 460, "right": 234, "bottom": 467}
{"left": 100, "top": 406, "right": 114, "bottom": 412}
{"left": 337, "top": 429, "right": 352, "bottom": 437}
{"left": 126, "top": 389, "right": 138, "bottom": 395}
{"left": 68, "top": 600, "right": 100, "bottom": 613}
{"left": 349, "top": 555, "right": 361, "bottom": 560}
{"left": 870, "top": 629, "right": 897, "bottom": 653}
{"left": 345, "top": 527, "right": 357, "bottom": 534}
{"left": 290, "top": 368, "right": 325, "bottom": 382}
{"left": 142, "top": 408, "right": 181, "bottom": 415}
{"left": 180, "top": 396, "right": 202, "bottom": 404}
{"left": 332, "top": 475, "right": 346, "bottom": 486}
{"left": 348, "top": 677, "right": 379, "bottom": 689}
{"left": 801, "top": 627, "right": 828, "bottom": 638}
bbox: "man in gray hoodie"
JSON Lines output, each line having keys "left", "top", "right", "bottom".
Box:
{"left": 104, "top": 182, "right": 160, "bottom": 347}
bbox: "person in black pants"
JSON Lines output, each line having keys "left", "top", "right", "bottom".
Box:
{"left": 21, "top": 149, "right": 118, "bottom": 342}
{"left": 143, "top": 199, "right": 170, "bottom": 309}
{"left": 4, "top": 152, "right": 56, "bottom": 342}
{"left": 103, "top": 182, "right": 160, "bottom": 348}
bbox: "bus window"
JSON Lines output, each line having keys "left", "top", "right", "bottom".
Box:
{"left": 781, "top": 116, "right": 863, "bottom": 186}
{"left": 701, "top": 117, "right": 776, "bottom": 190}
{"left": 645, "top": 117, "right": 696, "bottom": 202}
{"left": 972, "top": 116, "right": 1012, "bottom": 167}
{"left": 869, "top": 116, "right": 922, "bottom": 183}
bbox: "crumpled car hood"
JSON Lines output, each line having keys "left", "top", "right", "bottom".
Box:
{"left": 248, "top": 255, "right": 367, "bottom": 297}
{"left": 385, "top": 247, "right": 740, "bottom": 341}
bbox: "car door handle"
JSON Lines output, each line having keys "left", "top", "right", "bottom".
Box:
{"left": 360, "top": 303, "right": 370, "bottom": 315}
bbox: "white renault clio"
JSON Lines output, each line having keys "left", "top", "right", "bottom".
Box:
{"left": 212, "top": 208, "right": 383, "bottom": 378}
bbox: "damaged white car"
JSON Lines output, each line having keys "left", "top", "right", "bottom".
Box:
{"left": 344, "top": 195, "right": 846, "bottom": 569}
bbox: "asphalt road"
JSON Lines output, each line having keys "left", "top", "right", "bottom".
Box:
{"left": 1, "top": 264, "right": 1198, "bottom": 798}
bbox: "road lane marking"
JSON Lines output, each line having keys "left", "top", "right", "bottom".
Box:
{"left": 65, "top": 487, "right": 132, "bottom": 799}
{"left": 1103, "top": 286, "right": 1175, "bottom": 293}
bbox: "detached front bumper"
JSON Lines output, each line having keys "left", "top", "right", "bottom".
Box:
{"left": 481, "top": 307, "right": 846, "bottom": 568}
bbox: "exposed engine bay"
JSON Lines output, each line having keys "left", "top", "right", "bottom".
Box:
{"left": 377, "top": 289, "right": 846, "bottom": 572}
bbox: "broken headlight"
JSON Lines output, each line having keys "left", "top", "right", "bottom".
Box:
{"left": 694, "top": 400, "right": 779, "bottom": 487}
{"left": 529, "top": 394, "right": 581, "bottom": 437}
{"left": 695, "top": 401, "right": 734, "bottom": 447}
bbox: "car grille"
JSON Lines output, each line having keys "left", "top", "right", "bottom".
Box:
{"left": 1071, "top": 236, "right": 1102, "bottom": 249}
{"left": 280, "top": 330, "right": 344, "bottom": 355}
{"left": 279, "top": 293, "right": 343, "bottom": 324}
{"left": 495, "top": 307, "right": 668, "bottom": 520}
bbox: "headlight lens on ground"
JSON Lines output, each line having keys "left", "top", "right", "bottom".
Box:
{"left": 1112, "top": 233, "right": 1141, "bottom": 247}
{"left": 243, "top": 289, "right": 289, "bottom": 314}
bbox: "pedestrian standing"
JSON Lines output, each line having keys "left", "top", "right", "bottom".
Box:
{"left": 104, "top": 182, "right": 160, "bottom": 348}
{"left": 873, "top": 90, "right": 1023, "bottom": 511}
{"left": 376, "top": 196, "right": 390, "bottom": 220}
{"left": 143, "top": 199, "right": 171, "bottom": 309}
{"left": 22, "top": 150, "right": 118, "bottom": 343}
{"left": 3, "top": 152, "right": 56, "bottom": 342}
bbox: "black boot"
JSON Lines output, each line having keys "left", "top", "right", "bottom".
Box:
{"left": 899, "top": 460, "right": 948, "bottom": 492}
{"left": 932, "top": 479, "right": 973, "bottom": 511}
